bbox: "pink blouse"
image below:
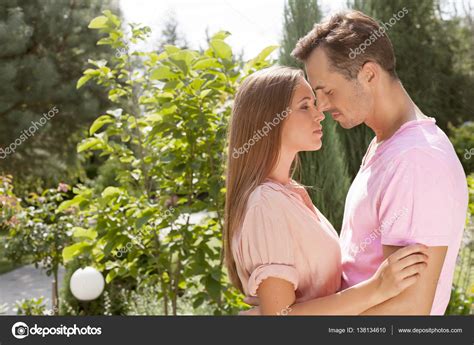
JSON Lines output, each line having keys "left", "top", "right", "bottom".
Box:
{"left": 232, "top": 179, "right": 342, "bottom": 302}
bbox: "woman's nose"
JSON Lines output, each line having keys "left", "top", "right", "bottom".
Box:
{"left": 313, "top": 109, "right": 325, "bottom": 121}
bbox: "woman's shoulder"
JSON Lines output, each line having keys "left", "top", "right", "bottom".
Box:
{"left": 246, "top": 180, "right": 292, "bottom": 210}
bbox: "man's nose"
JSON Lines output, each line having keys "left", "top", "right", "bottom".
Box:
{"left": 316, "top": 91, "right": 331, "bottom": 113}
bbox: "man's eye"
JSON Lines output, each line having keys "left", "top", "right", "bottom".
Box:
{"left": 325, "top": 90, "right": 333, "bottom": 95}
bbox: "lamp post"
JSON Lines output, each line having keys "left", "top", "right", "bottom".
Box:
{"left": 69, "top": 267, "right": 105, "bottom": 315}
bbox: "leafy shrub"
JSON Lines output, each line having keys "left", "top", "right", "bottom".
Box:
{"left": 60, "top": 10, "right": 275, "bottom": 315}
{"left": 449, "top": 121, "right": 474, "bottom": 174}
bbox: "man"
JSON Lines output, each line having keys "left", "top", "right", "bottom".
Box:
{"left": 244, "top": 10, "right": 468, "bottom": 315}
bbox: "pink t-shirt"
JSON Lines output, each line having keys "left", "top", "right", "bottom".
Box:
{"left": 232, "top": 179, "right": 342, "bottom": 302}
{"left": 340, "top": 117, "right": 469, "bottom": 315}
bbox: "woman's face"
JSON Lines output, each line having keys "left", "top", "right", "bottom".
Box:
{"left": 282, "top": 78, "right": 325, "bottom": 152}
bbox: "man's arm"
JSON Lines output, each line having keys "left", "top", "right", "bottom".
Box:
{"left": 360, "top": 245, "right": 447, "bottom": 315}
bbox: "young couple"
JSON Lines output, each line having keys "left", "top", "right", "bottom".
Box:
{"left": 223, "top": 10, "right": 468, "bottom": 315}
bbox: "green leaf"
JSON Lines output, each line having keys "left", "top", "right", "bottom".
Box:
{"left": 76, "top": 75, "right": 92, "bottom": 89}
{"left": 88, "top": 16, "right": 108, "bottom": 29}
{"left": 244, "top": 45, "right": 279, "bottom": 72}
{"left": 205, "top": 276, "right": 221, "bottom": 300}
{"left": 106, "top": 269, "right": 117, "bottom": 283}
{"left": 211, "top": 31, "right": 231, "bottom": 40}
{"left": 57, "top": 195, "right": 86, "bottom": 213}
{"left": 62, "top": 242, "right": 90, "bottom": 262}
{"left": 96, "top": 37, "right": 114, "bottom": 46}
{"left": 77, "top": 138, "right": 103, "bottom": 153}
{"left": 89, "top": 115, "right": 113, "bottom": 135}
{"left": 254, "top": 45, "right": 279, "bottom": 62}
{"left": 101, "top": 186, "right": 122, "bottom": 199}
{"left": 136, "top": 208, "right": 156, "bottom": 229}
{"left": 193, "top": 296, "right": 205, "bottom": 309}
{"left": 102, "top": 10, "right": 121, "bottom": 28}
{"left": 72, "top": 227, "right": 97, "bottom": 240}
{"left": 199, "top": 89, "right": 212, "bottom": 99}
{"left": 164, "top": 45, "right": 180, "bottom": 54}
{"left": 192, "top": 57, "right": 220, "bottom": 70}
{"left": 150, "top": 66, "right": 177, "bottom": 80}
{"left": 210, "top": 39, "right": 232, "bottom": 60}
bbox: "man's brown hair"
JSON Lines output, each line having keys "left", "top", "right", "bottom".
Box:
{"left": 292, "top": 10, "right": 398, "bottom": 80}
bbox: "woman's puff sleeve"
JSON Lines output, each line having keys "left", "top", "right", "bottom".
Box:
{"left": 237, "top": 197, "right": 299, "bottom": 296}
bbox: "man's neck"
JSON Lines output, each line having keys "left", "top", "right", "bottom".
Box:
{"left": 366, "top": 80, "right": 425, "bottom": 143}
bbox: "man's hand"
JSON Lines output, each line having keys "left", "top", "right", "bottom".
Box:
{"left": 243, "top": 296, "right": 260, "bottom": 306}
{"left": 238, "top": 296, "right": 261, "bottom": 315}
{"left": 238, "top": 306, "right": 261, "bottom": 315}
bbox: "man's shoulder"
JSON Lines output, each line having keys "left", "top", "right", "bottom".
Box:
{"left": 385, "top": 123, "right": 458, "bottom": 167}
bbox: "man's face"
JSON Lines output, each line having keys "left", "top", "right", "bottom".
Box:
{"left": 305, "top": 47, "right": 373, "bottom": 129}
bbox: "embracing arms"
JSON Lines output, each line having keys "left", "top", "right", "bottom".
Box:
{"left": 247, "top": 244, "right": 429, "bottom": 315}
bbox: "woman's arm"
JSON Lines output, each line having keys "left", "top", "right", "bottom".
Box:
{"left": 255, "top": 244, "right": 429, "bottom": 315}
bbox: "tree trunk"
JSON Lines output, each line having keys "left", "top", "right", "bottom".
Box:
{"left": 52, "top": 267, "right": 59, "bottom": 315}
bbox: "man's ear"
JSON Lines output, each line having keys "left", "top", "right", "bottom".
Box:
{"left": 359, "top": 61, "right": 379, "bottom": 84}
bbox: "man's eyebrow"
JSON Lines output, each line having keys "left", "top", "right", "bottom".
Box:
{"left": 313, "top": 84, "right": 325, "bottom": 91}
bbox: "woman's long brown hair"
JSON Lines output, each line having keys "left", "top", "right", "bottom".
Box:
{"left": 224, "top": 66, "right": 304, "bottom": 293}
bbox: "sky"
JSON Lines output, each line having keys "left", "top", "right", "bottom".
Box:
{"left": 119, "top": 0, "right": 471, "bottom": 59}
{"left": 119, "top": 0, "right": 348, "bottom": 59}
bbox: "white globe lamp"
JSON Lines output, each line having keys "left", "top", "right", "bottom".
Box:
{"left": 70, "top": 267, "right": 105, "bottom": 301}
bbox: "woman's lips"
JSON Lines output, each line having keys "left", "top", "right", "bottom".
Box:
{"left": 313, "top": 128, "right": 323, "bottom": 135}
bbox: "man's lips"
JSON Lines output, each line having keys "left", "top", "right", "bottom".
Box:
{"left": 331, "top": 111, "right": 342, "bottom": 118}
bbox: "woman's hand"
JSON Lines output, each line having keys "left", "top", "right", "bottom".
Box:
{"left": 370, "top": 243, "right": 429, "bottom": 304}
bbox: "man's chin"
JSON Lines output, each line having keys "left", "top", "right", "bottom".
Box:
{"left": 336, "top": 120, "right": 353, "bottom": 129}
{"left": 335, "top": 118, "right": 358, "bottom": 129}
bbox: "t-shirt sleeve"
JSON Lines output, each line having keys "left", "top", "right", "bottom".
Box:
{"left": 238, "top": 200, "right": 299, "bottom": 296}
{"left": 378, "top": 148, "right": 453, "bottom": 247}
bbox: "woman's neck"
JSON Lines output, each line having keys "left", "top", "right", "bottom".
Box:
{"left": 267, "top": 148, "right": 296, "bottom": 185}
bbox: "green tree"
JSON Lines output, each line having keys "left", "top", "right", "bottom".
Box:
{"left": 280, "top": 0, "right": 351, "bottom": 231}
{"left": 0, "top": 0, "right": 119, "bottom": 185}
{"left": 157, "top": 11, "right": 188, "bottom": 51}
{"left": 280, "top": 0, "right": 322, "bottom": 68}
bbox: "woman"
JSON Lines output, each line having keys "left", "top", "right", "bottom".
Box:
{"left": 223, "top": 66, "right": 428, "bottom": 315}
